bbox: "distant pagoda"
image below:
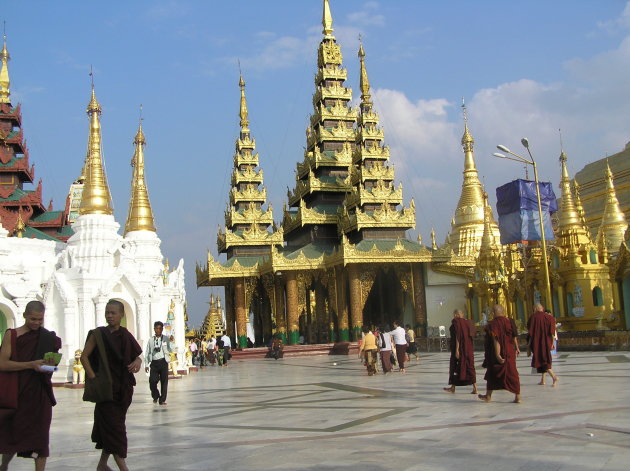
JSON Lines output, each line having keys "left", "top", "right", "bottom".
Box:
{"left": 199, "top": 293, "right": 226, "bottom": 340}
{"left": 0, "top": 34, "right": 71, "bottom": 240}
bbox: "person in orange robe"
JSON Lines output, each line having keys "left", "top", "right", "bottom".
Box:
{"left": 443, "top": 309, "right": 478, "bottom": 394}
{"left": 0, "top": 301, "right": 61, "bottom": 471}
{"left": 479, "top": 304, "right": 521, "bottom": 403}
{"left": 527, "top": 303, "right": 558, "bottom": 386}
{"left": 81, "top": 300, "right": 142, "bottom": 471}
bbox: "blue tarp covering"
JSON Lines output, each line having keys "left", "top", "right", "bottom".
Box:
{"left": 496, "top": 179, "right": 557, "bottom": 244}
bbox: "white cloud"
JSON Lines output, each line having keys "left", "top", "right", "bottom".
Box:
{"left": 347, "top": 2, "right": 385, "bottom": 27}
{"left": 597, "top": 1, "right": 630, "bottom": 34}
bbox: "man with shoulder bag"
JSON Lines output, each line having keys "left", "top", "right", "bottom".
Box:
{"left": 144, "top": 321, "right": 175, "bottom": 406}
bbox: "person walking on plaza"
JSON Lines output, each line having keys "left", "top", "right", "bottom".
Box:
{"left": 443, "top": 309, "right": 478, "bottom": 394}
{"left": 358, "top": 326, "right": 378, "bottom": 375}
{"left": 527, "top": 304, "right": 558, "bottom": 387}
{"left": 144, "top": 321, "right": 174, "bottom": 406}
{"left": 479, "top": 304, "right": 521, "bottom": 404}
{"left": 0, "top": 301, "right": 61, "bottom": 471}
{"left": 81, "top": 300, "right": 142, "bottom": 471}
{"left": 207, "top": 335, "right": 217, "bottom": 365}
{"left": 199, "top": 338, "right": 207, "bottom": 367}
{"left": 389, "top": 320, "right": 408, "bottom": 373}
{"left": 220, "top": 333, "right": 232, "bottom": 366}
{"left": 376, "top": 324, "right": 393, "bottom": 373}
{"left": 405, "top": 324, "right": 420, "bottom": 362}
{"left": 189, "top": 338, "right": 198, "bottom": 365}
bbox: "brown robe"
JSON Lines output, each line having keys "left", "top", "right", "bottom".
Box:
{"left": 88, "top": 326, "right": 142, "bottom": 458}
{"left": 527, "top": 311, "right": 554, "bottom": 373}
{"left": 0, "top": 328, "right": 61, "bottom": 458}
{"left": 483, "top": 316, "right": 520, "bottom": 394}
{"left": 448, "top": 318, "right": 476, "bottom": 386}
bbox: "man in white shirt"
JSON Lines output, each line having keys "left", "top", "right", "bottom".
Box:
{"left": 220, "top": 334, "right": 232, "bottom": 366}
{"left": 389, "top": 320, "right": 408, "bottom": 373}
{"left": 144, "top": 321, "right": 175, "bottom": 405}
{"left": 207, "top": 336, "right": 217, "bottom": 365}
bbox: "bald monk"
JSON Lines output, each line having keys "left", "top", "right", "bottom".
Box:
{"left": 443, "top": 309, "right": 478, "bottom": 394}
{"left": 479, "top": 304, "right": 521, "bottom": 403}
{"left": 0, "top": 301, "right": 61, "bottom": 471}
{"left": 527, "top": 304, "right": 558, "bottom": 386}
{"left": 81, "top": 300, "right": 142, "bottom": 471}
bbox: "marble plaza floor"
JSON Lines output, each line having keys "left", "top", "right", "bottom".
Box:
{"left": 11, "top": 351, "right": 630, "bottom": 471}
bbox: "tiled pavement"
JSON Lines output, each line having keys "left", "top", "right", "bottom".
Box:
{"left": 9, "top": 351, "right": 630, "bottom": 470}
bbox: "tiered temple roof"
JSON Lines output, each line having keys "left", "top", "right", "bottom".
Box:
{"left": 217, "top": 75, "right": 282, "bottom": 258}
{"left": 199, "top": 294, "right": 226, "bottom": 340}
{"left": 0, "top": 35, "right": 71, "bottom": 240}
{"left": 282, "top": 0, "right": 357, "bottom": 248}
{"left": 338, "top": 43, "right": 415, "bottom": 241}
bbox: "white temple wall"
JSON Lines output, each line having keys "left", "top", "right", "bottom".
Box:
{"left": 424, "top": 268, "right": 468, "bottom": 332}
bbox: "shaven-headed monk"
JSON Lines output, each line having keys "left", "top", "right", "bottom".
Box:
{"left": 479, "top": 304, "right": 521, "bottom": 403}
{"left": 443, "top": 309, "right": 478, "bottom": 394}
{"left": 527, "top": 303, "right": 558, "bottom": 387}
{"left": 0, "top": 301, "right": 61, "bottom": 471}
{"left": 81, "top": 300, "right": 142, "bottom": 471}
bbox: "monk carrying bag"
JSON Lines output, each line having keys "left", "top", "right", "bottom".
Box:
{"left": 83, "top": 328, "right": 113, "bottom": 403}
{"left": 0, "top": 329, "right": 18, "bottom": 409}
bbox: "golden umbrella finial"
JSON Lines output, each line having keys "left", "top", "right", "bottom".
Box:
{"left": 0, "top": 24, "right": 11, "bottom": 104}
{"left": 322, "top": 0, "right": 334, "bottom": 37}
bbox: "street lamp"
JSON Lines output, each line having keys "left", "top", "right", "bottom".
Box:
{"left": 493, "top": 139, "right": 553, "bottom": 310}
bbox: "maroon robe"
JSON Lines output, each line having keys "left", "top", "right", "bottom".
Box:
{"left": 483, "top": 316, "right": 520, "bottom": 394}
{"left": 448, "top": 317, "right": 476, "bottom": 386}
{"left": 89, "top": 326, "right": 142, "bottom": 458}
{"left": 527, "top": 311, "right": 554, "bottom": 373}
{"left": 0, "top": 328, "right": 61, "bottom": 458}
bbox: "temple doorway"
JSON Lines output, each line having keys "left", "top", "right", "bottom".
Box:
{"left": 363, "top": 268, "right": 406, "bottom": 329}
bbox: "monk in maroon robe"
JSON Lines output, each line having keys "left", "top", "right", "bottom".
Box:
{"left": 443, "top": 309, "right": 478, "bottom": 394}
{"left": 81, "top": 300, "right": 142, "bottom": 471}
{"left": 527, "top": 303, "right": 558, "bottom": 386}
{"left": 0, "top": 300, "right": 61, "bottom": 471}
{"left": 479, "top": 304, "right": 521, "bottom": 403}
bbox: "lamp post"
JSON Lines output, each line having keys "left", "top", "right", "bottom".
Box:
{"left": 493, "top": 138, "right": 553, "bottom": 310}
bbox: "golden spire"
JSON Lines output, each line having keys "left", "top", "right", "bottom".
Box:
{"left": 358, "top": 41, "right": 371, "bottom": 103}
{"left": 239, "top": 74, "right": 249, "bottom": 129}
{"left": 448, "top": 101, "right": 488, "bottom": 257}
{"left": 556, "top": 151, "right": 582, "bottom": 229}
{"left": 125, "top": 118, "right": 156, "bottom": 233}
{"left": 322, "top": 0, "right": 334, "bottom": 38}
{"left": 79, "top": 85, "right": 114, "bottom": 215}
{"left": 0, "top": 31, "right": 11, "bottom": 104}
{"left": 598, "top": 162, "right": 628, "bottom": 253}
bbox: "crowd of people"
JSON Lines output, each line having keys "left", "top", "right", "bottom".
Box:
{"left": 0, "top": 300, "right": 558, "bottom": 470}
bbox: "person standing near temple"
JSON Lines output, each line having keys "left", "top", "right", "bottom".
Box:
{"left": 389, "top": 320, "right": 408, "bottom": 374}
{"left": 81, "top": 300, "right": 142, "bottom": 471}
{"left": 358, "top": 326, "right": 378, "bottom": 376}
{"left": 527, "top": 304, "right": 558, "bottom": 387}
{"left": 144, "top": 321, "right": 174, "bottom": 406}
{"left": 0, "top": 301, "right": 61, "bottom": 471}
{"left": 479, "top": 304, "right": 521, "bottom": 403}
{"left": 220, "top": 332, "right": 232, "bottom": 366}
{"left": 189, "top": 339, "right": 198, "bottom": 366}
{"left": 199, "top": 338, "right": 207, "bottom": 367}
{"left": 376, "top": 324, "right": 393, "bottom": 374}
{"left": 443, "top": 309, "right": 478, "bottom": 394}
{"left": 405, "top": 324, "right": 420, "bottom": 362}
{"left": 207, "top": 335, "right": 217, "bottom": 365}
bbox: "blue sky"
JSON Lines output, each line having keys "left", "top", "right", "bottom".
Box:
{"left": 3, "top": 1, "right": 630, "bottom": 326}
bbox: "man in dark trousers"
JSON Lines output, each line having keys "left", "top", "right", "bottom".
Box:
{"left": 144, "top": 321, "right": 175, "bottom": 405}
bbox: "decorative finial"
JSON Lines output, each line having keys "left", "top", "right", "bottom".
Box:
{"left": 15, "top": 207, "right": 25, "bottom": 237}
{"left": 0, "top": 24, "right": 11, "bottom": 104}
{"left": 239, "top": 71, "right": 249, "bottom": 128}
{"left": 358, "top": 40, "right": 371, "bottom": 102}
{"left": 126, "top": 117, "right": 155, "bottom": 233}
{"left": 461, "top": 97, "right": 474, "bottom": 153}
{"left": 322, "top": 0, "right": 334, "bottom": 37}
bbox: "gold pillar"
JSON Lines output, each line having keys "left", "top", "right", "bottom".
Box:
{"left": 348, "top": 264, "right": 362, "bottom": 340}
{"left": 315, "top": 282, "right": 327, "bottom": 343}
{"left": 336, "top": 267, "right": 349, "bottom": 341}
{"left": 234, "top": 278, "right": 247, "bottom": 348}
{"left": 412, "top": 264, "right": 427, "bottom": 336}
{"left": 557, "top": 284, "right": 566, "bottom": 317}
{"left": 274, "top": 276, "right": 287, "bottom": 341}
{"left": 225, "top": 283, "right": 235, "bottom": 339}
{"left": 286, "top": 271, "right": 299, "bottom": 344}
